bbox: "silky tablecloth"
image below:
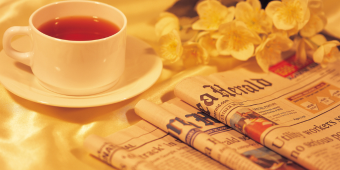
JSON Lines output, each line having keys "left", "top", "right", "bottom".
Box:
{"left": 0, "top": 0, "right": 246, "bottom": 169}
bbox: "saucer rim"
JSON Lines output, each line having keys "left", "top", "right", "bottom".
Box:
{"left": 0, "top": 35, "right": 162, "bottom": 108}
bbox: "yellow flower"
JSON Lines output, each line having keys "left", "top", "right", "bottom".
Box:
{"left": 235, "top": 0, "right": 272, "bottom": 34}
{"left": 182, "top": 43, "right": 209, "bottom": 68}
{"left": 313, "top": 40, "right": 340, "bottom": 68}
{"left": 272, "top": 24, "right": 299, "bottom": 37}
{"left": 197, "top": 31, "right": 219, "bottom": 57}
{"left": 295, "top": 37, "right": 308, "bottom": 64}
{"left": 265, "top": 0, "right": 310, "bottom": 30}
{"left": 178, "top": 17, "right": 199, "bottom": 42}
{"left": 216, "top": 21, "right": 261, "bottom": 61}
{"left": 295, "top": 34, "right": 326, "bottom": 64}
{"left": 159, "top": 30, "right": 183, "bottom": 64}
{"left": 307, "top": 0, "right": 325, "bottom": 14}
{"left": 155, "top": 12, "right": 180, "bottom": 38}
{"left": 192, "top": 0, "right": 235, "bottom": 31}
{"left": 300, "top": 0, "right": 327, "bottom": 37}
{"left": 255, "top": 33, "right": 293, "bottom": 72}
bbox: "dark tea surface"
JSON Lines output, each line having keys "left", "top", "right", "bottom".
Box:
{"left": 38, "top": 16, "right": 120, "bottom": 41}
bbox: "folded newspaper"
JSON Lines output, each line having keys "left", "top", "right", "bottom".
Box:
{"left": 84, "top": 55, "right": 340, "bottom": 170}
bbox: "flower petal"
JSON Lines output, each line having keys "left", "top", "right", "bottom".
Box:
{"left": 225, "top": 6, "right": 235, "bottom": 22}
{"left": 230, "top": 43, "right": 254, "bottom": 61}
{"left": 193, "top": 0, "right": 229, "bottom": 31}
{"left": 255, "top": 38, "right": 269, "bottom": 54}
{"left": 297, "top": 8, "right": 311, "bottom": 30}
{"left": 323, "top": 41, "right": 340, "bottom": 54}
{"left": 296, "top": 37, "right": 307, "bottom": 64}
{"left": 196, "top": 0, "right": 228, "bottom": 17}
{"left": 159, "top": 30, "right": 183, "bottom": 63}
{"left": 313, "top": 45, "right": 324, "bottom": 63}
{"left": 182, "top": 43, "right": 209, "bottom": 68}
{"left": 268, "top": 0, "right": 309, "bottom": 30}
{"left": 235, "top": 2, "right": 253, "bottom": 22}
{"left": 247, "top": 0, "right": 262, "bottom": 11}
{"left": 300, "top": 13, "right": 327, "bottom": 37}
{"left": 308, "top": 0, "right": 323, "bottom": 13}
{"left": 256, "top": 48, "right": 282, "bottom": 73}
{"left": 265, "top": 1, "right": 282, "bottom": 19}
{"left": 179, "top": 17, "right": 199, "bottom": 42}
{"left": 256, "top": 52, "right": 270, "bottom": 72}
{"left": 272, "top": 12, "right": 296, "bottom": 30}
{"left": 308, "top": 34, "right": 327, "bottom": 47}
{"left": 217, "top": 21, "right": 261, "bottom": 58}
{"left": 275, "top": 33, "right": 293, "bottom": 51}
{"left": 296, "top": 0, "right": 309, "bottom": 11}
{"left": 216, "top": 35, "right": 231, "bottom": 55}
{"left": 233, "top": 21, "right": 262, "bottom": 44}
{"left": 236, "top": 1, "right": 272, "bottom": 34}
{"left": 155, "top": 13, "right": 179, "bottom": 37}
{"left": 255, "top": 32, "right": 293, "bottom": 72}
{"left": 198, "top": 32, "right": 219, "bottom": 57}
{"left": 218, "top": 22, "right": 234, "bottom": 34}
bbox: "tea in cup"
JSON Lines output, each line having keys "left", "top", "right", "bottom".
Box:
{"left": 2, "top": 1, "right": 127, "bottom": 95}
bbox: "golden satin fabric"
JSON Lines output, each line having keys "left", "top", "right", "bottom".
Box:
{"left": 0, "top": 0, "right": 244, "bottom": 169}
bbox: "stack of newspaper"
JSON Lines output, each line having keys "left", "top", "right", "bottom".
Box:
{"left": 84, "top": 55, "right": 340, "bottom": 170}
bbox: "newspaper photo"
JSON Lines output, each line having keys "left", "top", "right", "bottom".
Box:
{"left": 84, "top": 55, "right": 340, "bottom": 170}
{"left": 84, "top": 96, "right": 305, "bottom": 170}
{"left": 84, "top": 120, "right": 232, "bottom": 170}
{"left": 173, "top": 55, "right": 340, "bottom": 170}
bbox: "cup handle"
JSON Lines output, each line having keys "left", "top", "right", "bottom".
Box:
{"left": 2, "top": 26, "right": 32, "bottom": 66}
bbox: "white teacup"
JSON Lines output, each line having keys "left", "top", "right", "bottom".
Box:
{"left": 2, "top": 1, "right": 127, "bottom": 96}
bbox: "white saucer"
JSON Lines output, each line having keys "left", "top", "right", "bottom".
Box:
{"left": 0, "top": 36, "right": 162, "bottom": 108}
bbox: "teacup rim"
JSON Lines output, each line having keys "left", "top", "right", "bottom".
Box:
{"left": 28, "top": 0, "right": 127, "bottom": 43}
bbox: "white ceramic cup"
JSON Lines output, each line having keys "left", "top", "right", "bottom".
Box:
{"left": 2, "top": 1, "right": 127, "bottom": 96}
